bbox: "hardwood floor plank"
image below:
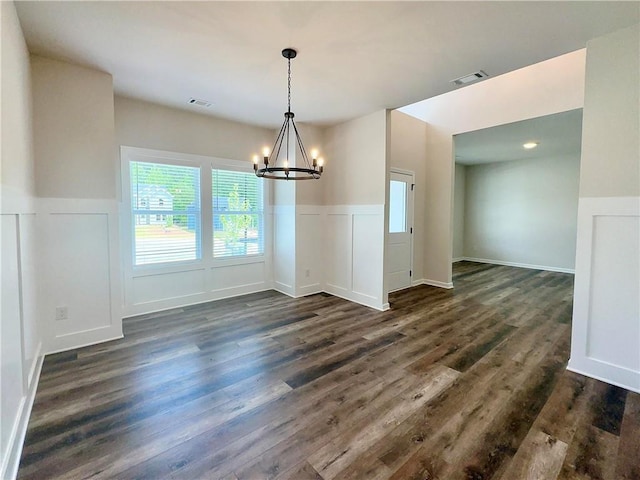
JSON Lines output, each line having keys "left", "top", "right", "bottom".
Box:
{"left": 18, "top": 262, "right": 639, "bottom": 480}
{"left": 615, "top": 392, "right": 640, "bottom": 480}
{"left": 501, "top": 430, "right": 569, "bottom": 480}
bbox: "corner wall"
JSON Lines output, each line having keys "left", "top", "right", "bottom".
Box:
{"left": 321, "top": 110, "right": 388, "bottom": 310}
{"left": 389, "top": 110, "right": 427, "bottom": 284}
{"left": 568, "top": 24, "right": 640, "bottom": 393}
{"left": 31, "top": 55, "right": 122, "bottom": 353}
{"left": 399, "top": 49, "right": 586, "bottom": 286}
{"left": 1, "top": 3, "right": 42, "bottom": 477}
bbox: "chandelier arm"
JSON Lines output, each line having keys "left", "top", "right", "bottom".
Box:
{"left": 269, "top": 116, "right": 288, "bottom": 168}
{"left": 290, "top": 119, "right": 313, "bottom": 169}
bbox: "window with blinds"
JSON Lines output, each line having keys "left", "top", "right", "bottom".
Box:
{"left": 130, "top": 161, "right": 201, "bottom": 266}
{"left": 212, "top": 169, "right": 264, "bottom": 258}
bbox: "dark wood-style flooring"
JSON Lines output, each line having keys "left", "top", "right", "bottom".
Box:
{"left": 18, "top": 262, "right": 640, "bottom": 480}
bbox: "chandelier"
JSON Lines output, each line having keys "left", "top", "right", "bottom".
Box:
{"left": 253, "top": 48, "right": 324, "bottom": 180}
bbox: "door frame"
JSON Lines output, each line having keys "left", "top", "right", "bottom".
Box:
{"left": 387, "top": 167, "right": 415, "bottom": 293}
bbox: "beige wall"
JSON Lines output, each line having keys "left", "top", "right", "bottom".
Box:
{"left": 399, "top": 49, "right": 586, "bottom": 285}
{"left": 295, "top": 123, "right": 325, "bottom": 206}
{"left": 453, "top": 164, "right": 466, "bottom": 260}
{"left": 389, "top": 110, "right": 427, "bottom": 280}
{"left": 31, "top": 56, "right": 116, "bottom": 199}
{"left": 114, "top": 96, "right": 273, "bottom": 177}
{"left": 1, "top": 2, "right": 35, "bottom": 204}
{"left": 323, "top": 110, "right": 387, "bottom": 205}
{"left": 580, "top": 24, "right": 639, "bottom": 198}
{"left": 463, "top": 155, "right": 580, "bottom": 271}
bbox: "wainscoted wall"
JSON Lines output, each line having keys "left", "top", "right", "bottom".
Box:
{"left": 324, "top": 205, "right": 387, "bottom": 311}
{"left": 124, "top": 258, "right": 271, "bottom": 317}
{"left": 568, "top": 197, "right": 640, "bottom": 393}
{"left": 38, "top": 199, "right": 123, "bottom": 353}
{"left": 295, "top": 206, "right": 323, "bottom": 297}
{"left": 1, "top": 209, "right": 43, "bottom": 480}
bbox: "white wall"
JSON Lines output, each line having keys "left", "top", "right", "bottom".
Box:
{"left": 462, "top": 154, "right": 580, "bottom": 272}
{"left": 31, "top": 56, "right": 123, "bottom": 353}
{"left": 0, "top": 3, "right": 42, "bottom": 478}
{"left": 569, "top": 24, "right": 640, "bottom": 393}
{"left": 399, "top": 49, "right": 586, "bottom": 286}
{"left": 114, "top": 98, "right": 276, "bottom": 315}
{"left": 322, "top": 110, "right": 389, "bottom": 310}
{"left": 452, "top": 164, "right": 466, "bottom": 261}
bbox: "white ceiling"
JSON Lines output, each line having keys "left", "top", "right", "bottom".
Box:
{"left": 454, "top": 109, "right": 583, "bottom": 165}
{"left": 15, "top": 1, "right": 640, "bottom": 128}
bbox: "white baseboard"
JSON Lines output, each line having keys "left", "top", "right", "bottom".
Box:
{"left": 324, "top": 284, "right": 387, "bottom": 311}
{"left": 412, "top": 278, "right": 454, "bottom": 289}
{"left": 460, "top": 256, "right": 575, "bottom": 274}
{"left": 452, "top": 257, "right": 465, "bottom": 263}
{"left": 1, "top": 351, "right": 44, "bottom": 480}
{"left": 568, "top": 359, "right": 639, "bottom": 394}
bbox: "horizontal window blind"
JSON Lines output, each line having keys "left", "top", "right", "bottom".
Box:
{"left": 212, "top": 169, "right": 264, "bottom": 258}
{"left": 130, "top": 161, "right": 201, "bottom": 265}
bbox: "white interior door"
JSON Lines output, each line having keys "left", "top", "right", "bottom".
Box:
{"left": 387, "top": 170, "right": 414, "bottom": 292}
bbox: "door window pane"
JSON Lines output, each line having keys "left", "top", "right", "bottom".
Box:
{"left": 389, "top": 180, "right": 407, "bottom": 233}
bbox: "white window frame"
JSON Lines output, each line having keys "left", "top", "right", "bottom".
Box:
{"left": 121, "top": 146, "right": 269, "bottom": 279}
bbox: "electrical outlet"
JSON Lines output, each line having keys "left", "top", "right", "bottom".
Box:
{"left": 55, "top": 306, "right": 68, "bottom": 321}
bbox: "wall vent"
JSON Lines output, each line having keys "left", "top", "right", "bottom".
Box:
{"left": 451, "top": 70, "right": 489, "bottom": 86}
{"left": 188, "top": 97, "right": 212, "bottom": 108}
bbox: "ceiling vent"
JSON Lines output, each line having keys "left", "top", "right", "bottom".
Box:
{"left": 188, "top": 97, "right": 212, "bottom": 108}
{"left": 451, "top": 70, "right": 489, "bottom": 86}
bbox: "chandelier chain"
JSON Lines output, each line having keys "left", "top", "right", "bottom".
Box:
{"left": 287, "top": 57, "right": 291, "bottom": 113}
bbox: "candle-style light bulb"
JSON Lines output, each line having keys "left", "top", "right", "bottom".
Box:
{"left": 311, "top": 149, "right": 318, "bottom": 159}
{"left": 318, "top": 158, "right": 324, "bottom": 173}
{"left": 252, "top": 155, "right": 259, "bottom": 171}
{"left": 283, "top": 159, "right": 289, "bottom": 169}
{"left": 262, "top": 147, "right": 270, "bottom": 158}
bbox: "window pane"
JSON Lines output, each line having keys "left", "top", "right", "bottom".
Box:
{"left": 389, "top": 180, "right": 407, "bottom": 233}
{"left": 130, "top": 161, "right": 201, "bottom": 265}
{"left": 212, "top": 169, "right": 264, "bottom": 258}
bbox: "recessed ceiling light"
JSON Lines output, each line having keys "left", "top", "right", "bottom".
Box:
{"left": 523, "top": 142, "right": 538, "bottom": 149}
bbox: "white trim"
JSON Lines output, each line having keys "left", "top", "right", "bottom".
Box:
{"left": 413, "top": 278, "right": 455, "bottom": 289}
{"left": 324, "top": 284, "right": 388, "bottom": 311}
{"left": 452, "top": 257, "right": 465, "bottom": 263}
{"left": 568, "top": 361, "right": 639, "bottom": 394}
{"left": 1, "top": 350, "right": 44, "bottom": 480}
{"left": 459, "top": 256, "right": 575, "bottom": 274}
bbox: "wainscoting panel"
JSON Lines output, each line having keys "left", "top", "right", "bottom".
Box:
{"left": 352, "top": 213, "right": 384, "bottom": 301}
{"left": 132, "top": 268, "right": 207, "bottom": 305}
{"left": 324, "top": 205, "right": 387, "bottom": 310}
{"left": 324, "top": 213, "right": 352, "bottom": 294}
{"left": 295, "top": 209, "right": 323, "bottom": 296}
{"left": 568, "top": 196, "right": 640, "bottom": 393}
{"left": 39, "top": 199, "right": 122, "bottom": 354}
{"left": 1, "top": 200, "right": 43, "bottom": 479}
